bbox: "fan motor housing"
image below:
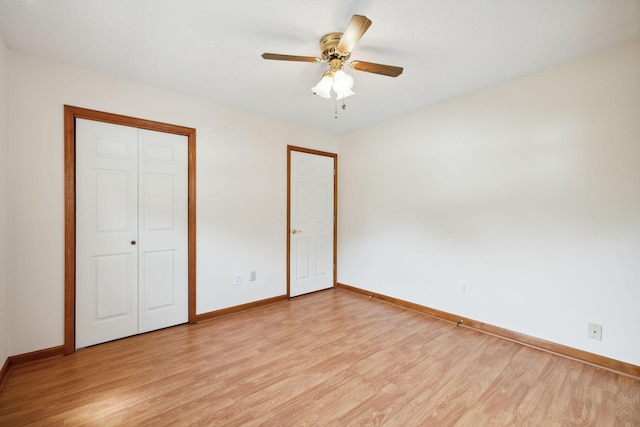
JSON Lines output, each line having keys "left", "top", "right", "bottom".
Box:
{"left": 320, "top": 32, "right": 351, "bottom": 61}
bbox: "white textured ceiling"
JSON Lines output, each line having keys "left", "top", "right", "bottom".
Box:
{"left": 1, "top": 0, "right": 639, "bottom": 133}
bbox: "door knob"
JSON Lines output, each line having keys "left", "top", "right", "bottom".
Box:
{"left": 292, "top": 229, "right": 302, "bottom": 234}
{"left": 131, "top": 240, "right": 137, "bottom": 245}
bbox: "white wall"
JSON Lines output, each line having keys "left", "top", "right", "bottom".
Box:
{"left": 0, "top": 36, "right": 9, "bottom": 368}
{"left": 338, "top": 39, "right": 640, "bottom": 366}
{"left": 7, "top": 52, "right": 337, "bottom": 356}
{"left": 5, "top": 38, "right": 639, "bottom": 369}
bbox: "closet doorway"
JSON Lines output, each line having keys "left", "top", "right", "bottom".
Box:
{"left": 64, "top": 106, "right": 196, "bottom": 354}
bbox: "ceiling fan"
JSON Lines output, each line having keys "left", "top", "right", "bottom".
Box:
{"left": 261, "top": 15, "right": 403, "bottom": 101}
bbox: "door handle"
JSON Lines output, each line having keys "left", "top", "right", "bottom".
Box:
{"left": 131, "top": 240, "right": 137, "bottom": 245}
{"left": 291, "top": 229, "right": 302, "bottom": 234}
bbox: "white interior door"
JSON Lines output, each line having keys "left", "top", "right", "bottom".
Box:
{"left": 289, "top": 150, "right": 335, "bottom": 297}
{"left": 137, "top": 129, "right": 188, "bottom": 333}
{"left": 76, "top": 119, "right": 139, "bottom": 348}
{"left": 75, "top": 119, "right": 188, "bottom": 348}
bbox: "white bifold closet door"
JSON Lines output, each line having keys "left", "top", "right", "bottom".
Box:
{"left": 75, "top": 118, "right": 188, "bottom": 349}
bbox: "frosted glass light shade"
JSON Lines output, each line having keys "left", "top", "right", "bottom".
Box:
{"left": 311, "top": 75, "right": 333, "bottom": 99}
{"left": 335, "top": 88, "right": 355, "bottom": 100}
{"left": 332, "top": 70, "right": 354, "bottom": 99}
{"left": 332, "top": 70, "right": 353, "bottom": 92}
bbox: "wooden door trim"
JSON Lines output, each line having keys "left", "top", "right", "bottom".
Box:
{"left": 64, "top": 105, "right": 197, "bottom": 355}
{"left": 286, "top": 145, "right": 338, "bottom": 297}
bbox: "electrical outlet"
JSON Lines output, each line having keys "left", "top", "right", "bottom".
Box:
{"left": 249, "top": 271, "right": 256, "bottom": 281}
{"left": 588, "top": 323, "right": 602, "bottom": 340}
{"left": 234, "top": 273, "right": 242, "bottom": 285}
{"left": 460, "top": 281, "right": 469, "bottom": 295}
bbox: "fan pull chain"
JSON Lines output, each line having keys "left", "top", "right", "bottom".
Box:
{"left": 334, "top": 98, "right": 347, "bottom": 119}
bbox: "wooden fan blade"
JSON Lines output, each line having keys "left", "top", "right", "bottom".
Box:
{"left": 350, "top": 60, "right": 404, "bottom": 77}
{"left": 337, "top": 15, "right": 372, "bottom": 53}
{"left": 261, "top": 53, "right": 321, "bottom": 63}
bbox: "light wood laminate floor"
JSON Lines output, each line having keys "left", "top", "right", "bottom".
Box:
{"left": 1, "top": 288, "right": 639, "bottom": 426}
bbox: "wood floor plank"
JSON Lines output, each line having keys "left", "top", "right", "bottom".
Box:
{"left": 0, "top": 288, "right": 638, "bottom": 425}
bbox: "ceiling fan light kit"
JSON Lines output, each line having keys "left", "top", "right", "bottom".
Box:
{"left": 262, "top": 14, "right": 403, "bottom": 116}
{"left": 311, "top": 58, "right": 355, "bottom": 100}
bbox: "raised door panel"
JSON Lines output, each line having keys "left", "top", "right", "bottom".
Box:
{"left": 94, "top": 253, "right": 135, "bottom": 320}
